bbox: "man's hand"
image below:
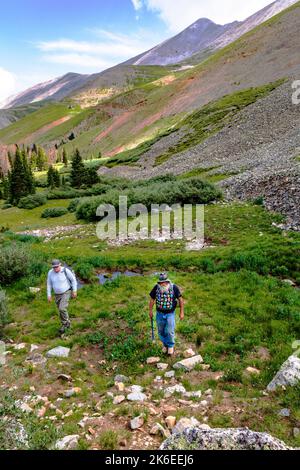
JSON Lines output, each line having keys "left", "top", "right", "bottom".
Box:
{"left": 72, "top": 292, "right": 77, "bottom": 299}
{"left": 48, "top": 296, "right": 52, "bottom": 303}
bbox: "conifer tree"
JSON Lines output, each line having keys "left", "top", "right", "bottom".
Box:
{"left": 62, "top": 148, "right": 68, "bottom": 167}
{"left": 8, "top": 149, "right": 35, "bottom": 204}
{"left": 70, "top": 148, "right": 85, "bottom": 188}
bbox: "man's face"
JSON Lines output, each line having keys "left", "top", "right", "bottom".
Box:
{"left": 159, "top": 282, "right": 169, "bottom": 288}
{"left": 53, "top": 265, "right": 61, "bottom": 273}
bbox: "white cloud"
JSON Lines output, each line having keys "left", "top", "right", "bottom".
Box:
{"left": 131, "top": 0, "right": 143, "bottom": 10}
{"left": 0, "top": 67, "right": 17, "bottom": 105}
{"left": 144, "top": 0, "right": 275, "bottom": 31}
{"left": 35, "top": 29, "right": 162, "bottom": 69}
{"left": 42, "top": 53, "right": 112, "bottom": 69}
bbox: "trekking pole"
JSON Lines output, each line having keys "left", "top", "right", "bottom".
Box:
{"left": 151, "top": 317, "right": 155, "bottom": 342}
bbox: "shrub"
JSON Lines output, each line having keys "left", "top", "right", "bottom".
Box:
{"left": 18, "top": 193, "right": 47, "bottom": 209}
{"left": 41, "top": 207, "right": 68, "bottom": 218}
{"left": 0, "top": 288, "right": 11, "bottom": 335}
{"left": 76, "top": 178, "right": 222, "bottom": 221}
{"left": 74, "top": 262, "right": 94, "bottom": 281}
{"left": 1, "top": 204, "right": 12, "bottom": 210}
{"left": 0, "top": 244, "right": 31, "bottom": 285}
{"left": 67, "top": 198, "right": 81, "bottom": 213}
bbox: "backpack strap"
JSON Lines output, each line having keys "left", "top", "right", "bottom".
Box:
{"left": 62, "top": 267, "right": 72, "bottom": 290}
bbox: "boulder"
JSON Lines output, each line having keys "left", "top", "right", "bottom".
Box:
{"left": 128, "top": 385, "right": 143, "bottom": 393}
{"left": 127, "top": 392, "right": 147, "bottom": 402}
{"left": 278, "top": 408, "right": 290, "bottom": 417}
{"left": 55, "top": 435, "right": 79, "bottom": 450}
{"left": 267, "top": 355, "right": 300, "bottom": 391}
{"left": 130, "top": 415, "right": 144, "bottom": 430}
{"left": 146, "top": 357, "right": 161, "bottom": 364}
{"left": 165, "top": 370, "right": 175, "bottom": 378}
{"left": 173, "top": 355, "right": 203, "bottom": 372}
{"left": 160, "top": 427, "right": 291, "bottom": 450}
{"left": 46, "top": 346, "right": 70, "bottom": 358}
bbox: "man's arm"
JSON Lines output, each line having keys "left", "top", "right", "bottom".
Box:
{"left": 179, "top": 297, "right": 184, "bottom": 320}
{"left": 47, "top": 272, "right": 52, "bottom": 301}
{"left": 149, "top": 298, "right": 155, "bottom": 319}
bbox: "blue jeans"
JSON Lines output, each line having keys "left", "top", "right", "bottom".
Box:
{"left": 156, "top": 311, "right": 175, "bottom": 348}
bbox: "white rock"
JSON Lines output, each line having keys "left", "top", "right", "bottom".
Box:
{"left": 184, "top": 390, "right": 202, "bottom": 399}
{"left": 30, "top": 345, "right": 39, "bottom": 353}
{"left": 55, "top": 435, "right": 79, "bottom": 450}
{"left": 127, "top": 392, "right": 147, "bottom": 402}
{"left": 130, "top": 415, "right": 144, "bottom": 430}
{"left": 14, "top": 343, "right": 27, "bottom": 350}
{"left": 157, "top": 363, "right": 168, "bottom": 370}
{"left": 164, "top": 384, "right": 186, "bottom": 398}
{"left": 128, "top": 385, "right": 143, "bottom": 393}
{"left": 150, "top": 423, "right": 170, "bottom": 438}
{"left": 172, "top": 417, "right": 200, "bottom": 434}
{"left": 46, "top": 346, "right": 70, "bottom": 358}
{"left": 165, "top": 416, "right": 176, "bottom": 429}
{"left": 246, "top": 367, "right": 261, "bottom": 375}
{"left": 146, "top": 357, "right": 160, "bottom": 364}
{"left": 173, "top": 355, "right": 203, "bottom": 371}
{"left": 113, "top": 395, "right": 126, "bottom": 405}
{"left": 267, "top": 355, "right": 300, "bottom": 391}
{"left": 164, "top": 370, "right": 175, "bottom": 378}
{"left": 183, "top": 349, "right": 195, "bottom": 358}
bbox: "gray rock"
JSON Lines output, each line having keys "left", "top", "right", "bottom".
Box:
{"left": 184, "top": 390, "right": 202, "bottom": 399}
{"left": 293, "top": 428, "right": 300, "bottom": 438}
{"left": 278, "top": 408, "right": 290, "bottom": 417}
{"left": 165, "top": 370, "right": 175, "bottom": 378}
{"left": 26, "top": 353, "right": 47, "bottom": 366}
{"left": 46, "top": 346, "right": 70, "bottom": 358}
{"left": 55, "top": 435, "right": 79, "bottom": 450}
{"left": 2, "top": 418, "right": 29, "bottom": 449}
{"left": 128, "top": 385, "right": 143, "bottom": 393}
{"left": 130, "top": 415, "right": 144, "bottom": 430}
{"left": 267, "top": 355, "right": 300, "bottom": 391}
{"left": 127, "top": 392, "right": 147, "bottom": 402}
{"left": 150, "top": 423, "right": 171, "bottom": 438}
{"left": 173, "top": 355, "right": 203, "bottom": 371}
{"left": 172, "top": 417, "right": 201, "bottom": 434}
{"left": 161, "top": 427, "right": 291, "bottom": 450}
{"left": 164, "top": 384, "right": 186, "bottom": 398}
{"left": 114, "top": 374, "right": 129, "bottom": 383}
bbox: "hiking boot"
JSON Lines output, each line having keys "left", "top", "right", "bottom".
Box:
{"left": 168, "top": 347, "right": 174, "bottom": 356}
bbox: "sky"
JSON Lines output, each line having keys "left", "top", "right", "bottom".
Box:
{"left": 0, "top": 0, "right": 276, "bottom": 104}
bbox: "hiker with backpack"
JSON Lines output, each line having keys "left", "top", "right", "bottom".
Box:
{"left": 149, "top": 273, "right": 184, "bottom": 356}
{"left": 47, "top": 259, "right": 77, "bottom": 334}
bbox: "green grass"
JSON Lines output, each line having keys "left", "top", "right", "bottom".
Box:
{"left": 0, "top": 103, "right": 82, "bottom": 144}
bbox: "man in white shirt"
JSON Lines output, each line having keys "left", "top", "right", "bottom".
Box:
{"left": 47, "top": 259, "right": 77, "bottom": 334}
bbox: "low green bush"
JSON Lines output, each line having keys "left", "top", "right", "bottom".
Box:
{"left": 0, "top": 244, "right": 31, "bottom": 285}
{"left": 0, "top": 288, "right": 11, "bottom": 336}
{"left": 18, "top": 193, "right": 47, "bottom": 209}
{"left": 41, "top": 207, "right": 68, "bottom": 218}
{"left": 1, "top": 204, "right": 12, "bottom": 210}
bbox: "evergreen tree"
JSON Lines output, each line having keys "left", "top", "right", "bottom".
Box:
{"left": 8, "top": 149, "right": 35, "bottom": 204}
{"left": 70, "top": 148, "right": 85, "bottom": 188}
{"left": 83, "top": 167, "right": 99, "bottom": 186}
{"left": 36, "top": 146, "right": 47, "bottom": 171}
{"left": 47, "top": 166, "right": 60, "bottom": 189}
{"left": 62, "top": 148, "right": 68, "bottom": 167}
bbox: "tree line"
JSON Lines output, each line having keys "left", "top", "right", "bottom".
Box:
{"left": 0, "top": 147, "right": 99, "bottom": 205}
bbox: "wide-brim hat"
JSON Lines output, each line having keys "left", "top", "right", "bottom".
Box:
{"left": 158, "top": 272, "right": 171, "bottom": 283}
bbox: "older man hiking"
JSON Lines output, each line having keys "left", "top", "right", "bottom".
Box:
{"left": 149, "top": 273, "right": 184, "bottom": 356}
{"left": 47, "top": 260, "right": 77, "bottom": 334}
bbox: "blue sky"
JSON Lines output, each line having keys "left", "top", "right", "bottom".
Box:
{"left": 0, "top": 0, "right": 275, "bottom": 104}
